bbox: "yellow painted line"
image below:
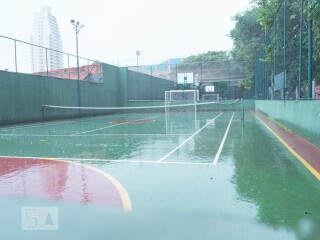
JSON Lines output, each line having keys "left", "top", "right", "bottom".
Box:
{"left": 251, "top": 111, "right": 320, "bottom": 181}
{"left": 80, "top": 164, "right": 132, "bottom": 211}
{"left": 6, "top": 156, "right": 132, "bottom": 210}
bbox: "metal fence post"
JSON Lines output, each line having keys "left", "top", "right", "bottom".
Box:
{"left": 298, "top": 0, "right": 304, "bottom": 99}
{"left": 273, "top": 18, "right": 276, "bottom": 100}
{"left": 46, "top": 48, "right": 49, "bottom": 76}
{"left": 283, "top": 0, "right": 287, "bottom": 99}
{"left": 87, "top": 59, "right": 89, "bottom": 78}
{"left": 14, "top": 40, "right": 17, "bottom": 73}
{"left": 308, "top": 17, "right": 313, "bottom": 99}
{"left": 68, "top": 54, "right": 70, "bottom": 79}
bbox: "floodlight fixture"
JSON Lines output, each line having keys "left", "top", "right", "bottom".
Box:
{"left": 70, "top": 19, "right": 84, "bottom": 108}
{"left": 136, "top": 50, "right": 141, "bottom": 67}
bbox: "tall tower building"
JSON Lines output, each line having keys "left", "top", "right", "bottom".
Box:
{"left": 31, "top": 6, "right": 63, "bottom": 73}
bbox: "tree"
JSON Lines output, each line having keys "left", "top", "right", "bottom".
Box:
{"left": 230, "top": 7, "right": 263, "bottom": 90}
{"left": 182, "top": 51, "right": 230, "bottom": 63}
{"left": 252, "top": 0, "right": 281, "bottom": 28}
{"left": 230, "top": 0, "right": 320, "bottom": 99}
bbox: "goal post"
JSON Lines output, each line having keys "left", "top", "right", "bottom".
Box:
{"left": 202, "top": 93, "right": 220, "bottom": 101}
{"left": 164, "top": 90, "right": 199, "bottom": 120}
{"left": 165, "top": 90, "right": 199, "bottom": 104}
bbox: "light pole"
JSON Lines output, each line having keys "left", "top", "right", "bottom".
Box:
{"left": 136, "top": 50, "right": 141, "bottom": 67}
{"left": 71, "top": 19, "right": 84, "bottom": 108}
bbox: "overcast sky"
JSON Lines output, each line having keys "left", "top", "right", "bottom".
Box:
{"left": 0, "top": 0, "right": 252, "bottom": 68}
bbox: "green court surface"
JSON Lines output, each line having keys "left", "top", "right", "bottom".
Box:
{"left": 0, "top": 110, "right": 320, "bottom": 239}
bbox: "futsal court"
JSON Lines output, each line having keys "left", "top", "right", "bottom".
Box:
{"left": 1, "top": 100, "right": 320, "bottom": 239}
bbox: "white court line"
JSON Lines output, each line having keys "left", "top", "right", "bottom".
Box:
{"left": 0, "top": 112, "right": 159, "bottom": 132}
{"left": 71, "top": 116, "right": 160, "bottom": 135}
{"left": 63, "top": 158, "right": 210, "bottom": 166}
{"left": 212, "top": 112, "right": 234, "bottom": 165}
{"left": 0, "top": 118, "right": 81, "bottom": 132}
{"left": 157, "top": 112, "right": 223, "bottom": 163}
{"left": 0, "top": 155, "right": 211, "bottom": 166}
{"left": 0, "top": 113, "right": 119, "bottom": 132}
{"left": 0, "top": 133, "right": 189, "bottom": 137}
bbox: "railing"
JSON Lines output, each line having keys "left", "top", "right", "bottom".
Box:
{"left": 0, "top": 34, "right": 100, "bottom": 81}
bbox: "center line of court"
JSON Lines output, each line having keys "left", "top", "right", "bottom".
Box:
{"left": 212, "top": 112, "right": 234, "bottom": 165}
{"left": 157, "top": 113, "right": 223, "bottom": 163}
{"left": 71, "top": 116, "right": 160, "bottom": 135}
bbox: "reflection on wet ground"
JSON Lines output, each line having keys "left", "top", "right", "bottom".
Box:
{"left": 0, "top": 111, "right": 319, "bottom": 239}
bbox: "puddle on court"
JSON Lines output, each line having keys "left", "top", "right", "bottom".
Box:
{"left": 1, "top": 113, "right": 320, "bottom": 239}
{"left": 0, "top": 157, "right": 127, "bottom": 208}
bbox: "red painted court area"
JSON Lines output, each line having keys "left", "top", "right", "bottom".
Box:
{"left": 0, "top": 157, "right": 131, "bottom": 210}
{"left": 252, "top": 110, "right": 320, "bottom": 180}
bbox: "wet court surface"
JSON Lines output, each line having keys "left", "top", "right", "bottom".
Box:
{"left": 0, "top": 111, "right": 319, "bottom": 239}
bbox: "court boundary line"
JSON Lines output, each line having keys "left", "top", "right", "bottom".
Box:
{"left": 0, "top": 110, "right": 238, "bottom": 133}
{"left": 213, "top": 112, "right": 235, "bottom": 165}
{"left": 68, "top": 159, "right": 212, "bottom": 166}
{"left": 251, "top": 111, "right": 320, "bottom": 181}
{"left": 0, "top": 114, "right": 122, "bottom": 132}
{"left": 0, "top": 133, "right": 191, "bottom": 137}
{"left": 0, "top": 112, "right": 162, "bottom": 132}
{"left": 0, "top": 118, "right": 81, "bottom": 132}
{"left": 71, "top": 116, "right": 160, "bottom": 135}
{"left": 157, "top": 112, "right": 223, "bottom": 163}
{"left": 0, "top": 155, "right": 212, "bottom": 166}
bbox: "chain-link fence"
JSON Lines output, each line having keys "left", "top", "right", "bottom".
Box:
{"left": 254, "top": 0, "right": 320, "bottom": 100}
{"left": 129, "top": 60, "right": 249, "bottom": 100}
{"left": 0, "top": 35, "right": 100, "bottom": 82}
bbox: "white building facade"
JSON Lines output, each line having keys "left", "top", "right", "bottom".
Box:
{"left": 31, "top": 6, "right": 63, "bottom": 73}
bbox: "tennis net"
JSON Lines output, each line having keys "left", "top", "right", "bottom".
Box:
{"left": 41, "top": 99, "right": 244, "bottom": 122}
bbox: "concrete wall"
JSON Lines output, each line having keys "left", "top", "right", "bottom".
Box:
{"left": 256, "top": 100, "right": 320, "bottom": 147}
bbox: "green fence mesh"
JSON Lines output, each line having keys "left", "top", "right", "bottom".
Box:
{"left": 254, "top": 0, "right": 320, "bottom": 100}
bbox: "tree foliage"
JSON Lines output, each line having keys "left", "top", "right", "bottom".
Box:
{"left": 181, "top": 0, "right": 320, "bottom": 98}
{"left": 182, "top": 51, "right": 230, "bottom": 63}
{"left": 252, "top": 0, "right": 281, "bottom": 27}
{"left": 230, "top": 8, "right": 263, "bottom": 62}
{"left": 230, "top": 0, "right": 320, "bottom": 98}
{"left": 229, "top": 7, "right": 263, "bottom": 90}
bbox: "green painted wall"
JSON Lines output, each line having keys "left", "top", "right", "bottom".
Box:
{"left": 127, "top": 70, "right": 174, "bottom": 102}
{"left": 243, "top": 100, "right": 255, "bottom": 111}
{"left": 0, "top": 64, "right": 120, "bottom": 125}
{"left": 0, "top": 71, "right": 78, "bottom": 125}
{"left": 0, "top": 64, "right": 175, "bottom": 126}
{"left": 81, "top": 63, "right": 119, "bottom": 108}
{"left": 256, "top": 100, "right": 320, "bottom": 147}
{"left": 118, "top": 67, "right": 128, "bottom": 107}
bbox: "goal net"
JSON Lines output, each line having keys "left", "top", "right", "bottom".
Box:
{"left": 165, "top": 90, "right": 199, "bottom": 117}
{"left": 165, "top": 90, "right": 199, "bottom": 104}
{"left": 202, "top": 93, "right": 220, "bottom": 101}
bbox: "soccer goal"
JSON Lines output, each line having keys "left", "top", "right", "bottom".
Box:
{"left": 164, "top": 90, "right": 199, "bottom": 132}
{"left": 202, "top": 93, "right": 220, "bottom": 101}
{"left": 164, "top": 90, "right": 199, "bottom": 118}
{"left": 165, "top": 90, "right": 199, "bottom": 104}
